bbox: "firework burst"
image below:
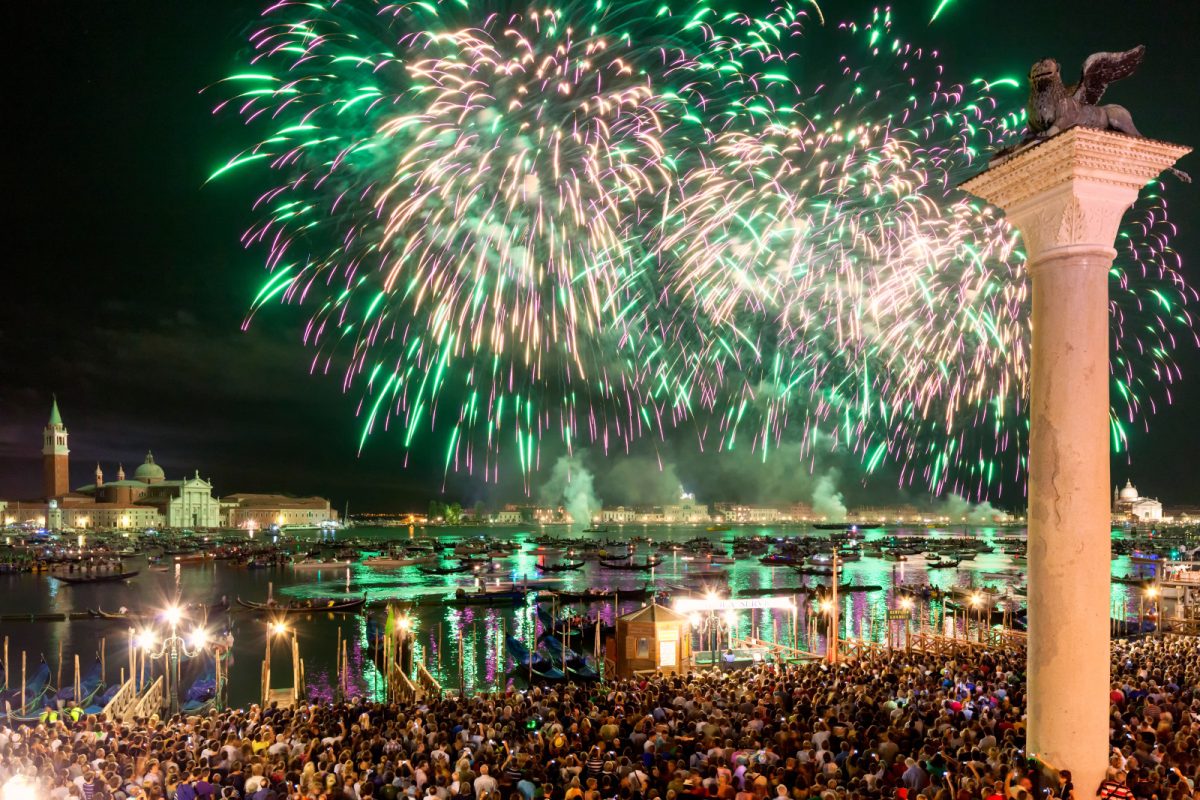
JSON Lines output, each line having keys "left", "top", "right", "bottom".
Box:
{"left": 210, "top": 1, "right": 1194, "bottom": 497}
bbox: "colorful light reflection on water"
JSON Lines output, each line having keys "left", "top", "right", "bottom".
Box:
{"left": 0, "top": 524, "right": 1180, "bottom": 707}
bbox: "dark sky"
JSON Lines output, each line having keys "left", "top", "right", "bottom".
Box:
{"left": 1, "top": 1, "right": 1196, "bottom": 511}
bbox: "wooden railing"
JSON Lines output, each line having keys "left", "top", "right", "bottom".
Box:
{"left": 415, "top": 662, "right": 442, "bottom": 699}
{"left": 101, "top": 678, "right": 139, "bottom": 721}
{"left": 131, "top": 676, "right": 164, "bottom": 719}
{"left": 836, "top": 638, "right": 888, "bottom": 660}
{"left": 390, "top": 661, "right": 419, "bottom": 702}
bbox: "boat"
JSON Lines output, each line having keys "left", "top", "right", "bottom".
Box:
{"left": 53, "top": 570, "right": 139, "bottom": 584}
{"left": 236, "top": 596, "right": 366, "bottom": 615}
{"left": 0, "top": 661, "right": 52, "bottom": 716}
{"left": 544, "top": 586, "right": 655, "bottom": 603}
{"left": 417, "top": 563, "right": 473, "bottom": 575}
{"left": 504, "top": 636, "right": 565, "bottom": 681}
{"left": 599, "top": 558, "right": 663, "bottom": 571}
{"left": 812, "top": 523, "right": 848, "bottom": 530}
{"left": 535, "top": 561, "right": 585, "bottom": 572}
{"left": 441, "top": 589, "right": 527, "bottom": 607}
{"left": 706, "top": 525, "right": 731, "bottom": 532}
{"left": 291, "top": 558, "right": 352, "bottom": 570}
{"left": 540, "top": 635, "right": 599, "bottom": 680}
{"left": 364, "top": 554, "right": 435, "bottom": 568}
{"left": 882, "top": 550, "right": 908, "bottom": 562}
{"left": 582, "top": 526, "right": 609, "bottom": 533}
{"left": 925, "top": 559, "right": 961, "bottom": 570}
{"left": 54, "top": 658, "right": 105, "bottom": 705}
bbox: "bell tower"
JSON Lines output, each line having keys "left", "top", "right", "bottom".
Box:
{"left": 42, "top": 395, "right": 70, "bottom": 499}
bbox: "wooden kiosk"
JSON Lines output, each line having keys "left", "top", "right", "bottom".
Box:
{"left": 609, "top": 603, "right": 692, "bottom": 678}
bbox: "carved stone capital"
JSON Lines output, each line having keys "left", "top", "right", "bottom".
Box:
{"left": 962, "top": 128, "right": 1190, "bottom": 264}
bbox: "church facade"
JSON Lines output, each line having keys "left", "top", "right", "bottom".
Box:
{"left": 1, "top": 398, "right": 221, "bottom": 530}
{"left": 1112, "top": 479, "right": 1164, "bottom": 522}
{"left": 2, "top": 397, "right": 334, "bottom": 531}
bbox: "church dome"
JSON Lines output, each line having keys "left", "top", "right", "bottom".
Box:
{"left": 134, "top": 451, "right": 165, "bottom": 483}
{"left": 1118, "top": 480, "right": 1139, "bottom": 502}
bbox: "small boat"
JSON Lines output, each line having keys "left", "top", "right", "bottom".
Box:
{"left": 417, "top": 563, "right": 473, "bottom": 575}
{"left": 54, "top": 570, "right": 139, "bottom": 584}
{"left": 882, "top": 550, "right": 908, "bottom": 562}
{"left": 545, "top": 586, "right": 655, "bottom": 603}
{"left": 535, "top": 561, "right": 585, "bottom": 572}
{"left": 706, "top": 525, "right": 731, "bottom": 532}
{"left": 599, "top": 558, "right": 663, "bottom": 571}
{"left": 363, "top": 554, "right": 435, "bottom": 568}
{"left": 236, "top": 596, "right": 366, "bottom": 615}
{"left": 582, "top": 526, "right": 609, "bottom": 533}
{"left": 505, "top": 636, "right": 565, "bottom": 681}
{"left": 442, "top": 589, "right": 527, "bottom": 607}
{"left": 540, "top": 635, "right": 599, "bottom": 680}
{"left": 291, "top": 558, "right": 351, "bottom": 570}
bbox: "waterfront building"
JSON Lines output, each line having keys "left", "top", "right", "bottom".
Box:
{"left": 1, "top": 400, "right": 213, "bottom": 530}
{"left": 661, "top": 492, "right": 711, "bottom": 524}
{"left": 75, "top": 454, "right": 222, "bottom": 528}
{"left": 221, "top": 493, "right": 337, "bottom": 529}
{"left": 1, "top": 397, "right": 330, "bottom": 532}
{"left": 711, "top": 503, "right": 781, "bottom": 524}
{"left": 597, "top": 505, "right": 638, "bottom": 524}
{"left": 490, "top": 509, "right": 522, "bottom": 524}
{"left": 1112, "top": 479, "right": 1164, "bottom": 521}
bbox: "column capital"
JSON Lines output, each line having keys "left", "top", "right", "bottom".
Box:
{"left": 962, "top": 128, "right": 1189, "bottom": 263}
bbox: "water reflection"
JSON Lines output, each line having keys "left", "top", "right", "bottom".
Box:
{"left": 0, "top": 523, "right": 1186, "bottom": 705}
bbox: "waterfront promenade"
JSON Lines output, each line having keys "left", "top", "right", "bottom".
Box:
{"left": 1, "top": 634, "right": 1195, "bottom": 800}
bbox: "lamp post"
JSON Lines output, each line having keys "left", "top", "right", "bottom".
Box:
{"left": 969, "top": 593, "right": 984, "bottom": 643}
{"left": 690, "top": 602, "right": 732, "bottom": 670}
{"left": 899, "top": 597, "right": 915, "bottom": 651}
{"left": 1144, "top": 585, "right": 1160, "bottom": 636}
{"left": 138, "top": 605, "right": 209, "bottom": 717}
{"left": 818, "top": 599, "right": 834, "bottom": 660}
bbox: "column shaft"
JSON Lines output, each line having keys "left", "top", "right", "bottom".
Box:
{"left": 1026, "top": 245, "right": 1114, "bottom": 791}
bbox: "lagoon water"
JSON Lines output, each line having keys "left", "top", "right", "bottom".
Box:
{"left": 0, "top": 523, "right": 1159, "bottom": 708}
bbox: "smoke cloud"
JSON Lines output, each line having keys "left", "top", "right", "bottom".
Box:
{"left": 811, "top": 469, "right": 848, "bottom": 520}
{"left": 537, "top": 454, "right": 601, "bottom": 527}
{"left": 938, "top": 494, "right": 1003, "bottom": 524}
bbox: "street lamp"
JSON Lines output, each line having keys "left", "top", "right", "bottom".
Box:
{"left": 140, "top": 605, "right": 210, "bottom": 717}
{"left": 969, "top": 593, "right": 983, "bottom": 641}
{"left": 898, "top": 596, "right": 915, "bottom": 650}
{"left": 1143, "top": 585, "right": 1160, "bottom": 635}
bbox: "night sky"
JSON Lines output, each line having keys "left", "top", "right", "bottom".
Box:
{"left": 2, "top": 1, "right": 1197, "bottom": 511}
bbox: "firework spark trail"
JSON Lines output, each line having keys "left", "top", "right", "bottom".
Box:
{"left": 209, "top": 1, "right": 1194, "bottom": 498}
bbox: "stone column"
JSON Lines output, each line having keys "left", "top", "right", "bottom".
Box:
{"left": 963, "top": 128, "right": 1189, "bottom": 792}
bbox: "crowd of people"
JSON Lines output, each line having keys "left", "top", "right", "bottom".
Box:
{"left": 0, "top": 636, "right": 1194, "bottom": 800}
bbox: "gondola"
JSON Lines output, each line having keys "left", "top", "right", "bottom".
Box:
{"left": 505, "top": 636, "right": 565, "bottom": 681}
{"left": 54, "top": 658, "right": 105, "bottom": 705}
{"left": 441, "top": 589, "right": 527, "bottom": 607}
{"left": 925, "top": 560, "right": 961, "bottom": 570}
{"left": 540, "top": 635, "right": 599, "bottom": 680}
{"left": 236, "top": 596, "right": 366, "bottom": 614}
{"left": 417, "top": 563, "right": 473, "bottom": 575}
{"left": 535, "top": 561, "right": 585, "bottom": 572}
{"left": 599, "top": 558, "right": 662, "bottom": 571}
{"left": 53, "top": 570, "right": 139, "bottom": 584}
{"left": 545, "top": 586, "right": 655, "bottom": 603}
